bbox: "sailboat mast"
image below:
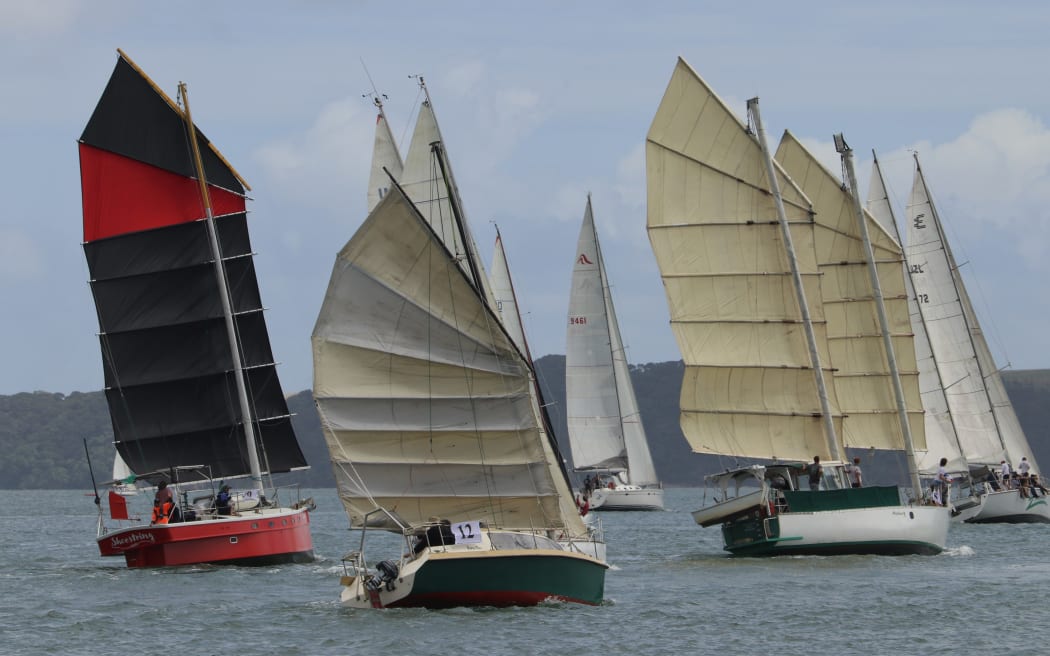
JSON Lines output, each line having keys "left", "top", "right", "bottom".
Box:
{"left": 837, "top": 136, "right": 922, "bottom": 494}
{"left": 747, "top": 98, "right": 841, "bottom": 461}
{"left": 179, "top": 83, "right": 264, "bottom": 493}
{"left": 913, "top": 154, "right": 1008, "bottom": 452}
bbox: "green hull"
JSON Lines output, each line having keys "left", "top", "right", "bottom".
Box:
{"left": 394, "top": 551, "right": 607, "bottom": 608}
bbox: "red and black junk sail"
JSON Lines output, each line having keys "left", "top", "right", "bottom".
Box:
{"left": 79, "top": 53, "right": 307, "bottom": 480}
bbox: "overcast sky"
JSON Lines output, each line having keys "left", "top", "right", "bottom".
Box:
{"left": 2, "top": 1, "right": 1047, "bottom": 396}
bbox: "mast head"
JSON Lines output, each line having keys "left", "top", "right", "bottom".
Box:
{"left": 833, "top": 133, "right": 850, "bottom": 155}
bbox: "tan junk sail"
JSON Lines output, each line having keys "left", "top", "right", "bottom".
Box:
{"left": 775, "top": 133, "right": 925, "bottom": 453}
{"left": 312, "top": 186, "right": 584, "bottom": 536}
{"left": 645, "top": 58, "right": 842, "bottom": 462}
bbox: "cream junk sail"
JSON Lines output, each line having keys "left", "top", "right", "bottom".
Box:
{"left": 366, "top": 96, "right": 403, "bottom": 213}
{"left": 646, "top": 58, "right": 925, "bottom": 463}
{"left": 566, "top": 197, "right": 659, "bottom": 486}
{"left": 312, "top": 185, "right": 585, "bottom": 536}
{"left": 906, "top": 157, "right": 1033, "bottom": 471}
{"left": 646, "top": 58, "right": 839, "bottom": 462}
{"left": 774, "top": 133, "right": 925, "bottom": 456}
{"left": 867, "top": 155, "right": 966, "bottom": 474}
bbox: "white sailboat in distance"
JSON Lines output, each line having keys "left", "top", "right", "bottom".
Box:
{"left": 566, "top": 196, "right": 664, "bottom": 511}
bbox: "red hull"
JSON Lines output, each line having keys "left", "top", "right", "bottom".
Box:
{"left": 97, "top": 507, "right": 313, "bottom": 568}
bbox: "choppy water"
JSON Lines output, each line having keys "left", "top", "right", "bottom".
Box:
{"left": 1, "top": 488, "right": 1048, "bottom": 655}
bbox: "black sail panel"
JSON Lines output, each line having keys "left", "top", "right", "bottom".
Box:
{"left": 84, "top": 201, "right": 306, "bottom": 477}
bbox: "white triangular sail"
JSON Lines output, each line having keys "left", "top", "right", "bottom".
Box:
{"left": 312, "top": 185, "right": 586, "bottom": 536}
{"left": 400, "top": 96, "right": 495, "bottom": 308}
{"left": 867, "top": 155, "right": 966, "bottom": 473}
{"left": 112, "top": 452, "right": 132, "bottom": 481}
{"left": 366, "top": 100, "right": 403, "bottom": 213}
{"left": 906, "top": 157, "right": 1034, "bottom": 471}
{"left": 566, "top": 197, "right": 659, "bottom": 485}
{"left": 489, "top": 230, "right": 528, "bottom": 355}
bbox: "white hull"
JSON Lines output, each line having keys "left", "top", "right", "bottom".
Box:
{"left": 714, "top": 501, "right": 950, "bottom": 556}
{"left": 968, "top": 488, "right": 1050, "bottom": 523}
{"left": 587, "top": 485, "right": 664, "bottom": 511}
{"left": 777, "top": 505, "right": 948, "bottom": 553}
{"left": 953, "top": 495, "right": 982, "bottom": 522}
{"left": 691, "top": 489, "right": 765, "bottom": 527}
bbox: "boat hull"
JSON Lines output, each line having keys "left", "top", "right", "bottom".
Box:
{"left": 967, "top": 489, "right": 1050, "bottom": 523}
{"left": 708, "top": 487, "right": 950, "bottom": 556}
{"left": 342, "top": 547, "right": 607, "bottom": 609}
{"left": 97, "top": 506, "right": 313, "bottom": 568}
{"left": 588, "top": 485, "right": 664, "bottom": 511}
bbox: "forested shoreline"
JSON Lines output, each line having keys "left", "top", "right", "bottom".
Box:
{"left": 2, "top": 358, "right": 1048, "bottom": 490}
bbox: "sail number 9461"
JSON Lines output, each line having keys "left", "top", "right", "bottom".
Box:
{"left": 569, "top": 316, "right": 587, "bottom": 325}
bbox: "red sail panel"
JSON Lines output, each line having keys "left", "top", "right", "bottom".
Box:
{"left": 80, "top": 144, "right": 247, "bottom": 243}
{"left": 108, "top": 490, "right": 130, "bottom": 520}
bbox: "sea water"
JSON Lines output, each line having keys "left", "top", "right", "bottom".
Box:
{"left": 1, "top": 488, "right": 1047, "bottom": 655}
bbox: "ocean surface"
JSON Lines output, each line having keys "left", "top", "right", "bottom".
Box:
{"left": 2, "top": 487, "right": 1047, "bottom": 655}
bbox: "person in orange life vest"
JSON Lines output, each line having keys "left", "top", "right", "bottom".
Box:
{"left": 151, "top": 480, "right": 175, "bottom": 525}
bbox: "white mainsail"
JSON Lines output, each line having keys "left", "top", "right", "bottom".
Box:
{"left": 906, "top": 157, "right": 1034, "bottom": 471}
{"left": 867, "top": 155, "right": 966, "bottom": 473}
{"left": 366, "top": 97, "right": 403, "bottom": 213}
{"left": 566, "top": 197, "right": 659, "bottom": 486}
{"left": 312, "top": 185, "right": 586, "bottom": 536}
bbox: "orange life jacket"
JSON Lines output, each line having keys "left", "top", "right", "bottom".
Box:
{"left": 151, "top": 501, "right": 173, "bottom": 525}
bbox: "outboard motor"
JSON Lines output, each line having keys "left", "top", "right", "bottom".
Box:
{"left": 366, "top": 559, "right": 400, "bottom": 592}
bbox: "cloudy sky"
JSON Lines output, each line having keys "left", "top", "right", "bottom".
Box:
{"left": 2, "top": 1, "right": 1048, "bottom": 396}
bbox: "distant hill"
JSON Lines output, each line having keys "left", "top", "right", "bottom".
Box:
{"left": 2, "top": 363, "right": 1048, "bottom": 489}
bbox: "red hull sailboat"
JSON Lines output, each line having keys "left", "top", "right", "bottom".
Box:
{"left": 80, "top": 50, "right": 313, "bottom": 568}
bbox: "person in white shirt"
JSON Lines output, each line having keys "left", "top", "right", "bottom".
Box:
{"left": 933, "top": 458, "right": 951, "bottom": 506}
{"left": 1018, "top": 457, "right": 1031, "bottom": 476}
{"left": 1000, "top": 460, "right": 1011, "bottom": 486}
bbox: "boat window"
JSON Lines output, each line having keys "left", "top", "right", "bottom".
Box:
{"left": 488, "top": 532, "right": 562, "bottom": 551}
